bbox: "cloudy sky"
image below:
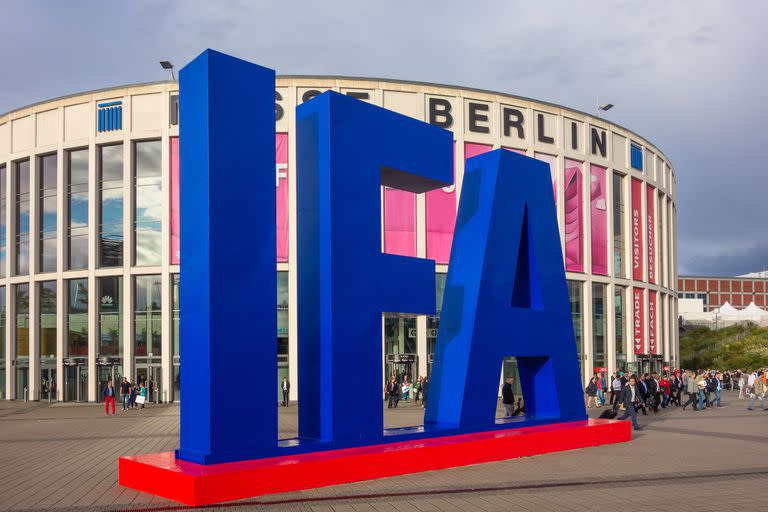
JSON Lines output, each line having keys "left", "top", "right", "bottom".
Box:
{"left": 1, "top": 1, "right": 765, "bottom": 276}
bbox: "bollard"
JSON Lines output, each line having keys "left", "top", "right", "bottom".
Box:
{"left": 24, "top": 387, "right": 28, "bottom": 402}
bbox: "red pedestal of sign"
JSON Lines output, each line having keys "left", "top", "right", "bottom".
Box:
{"left": 119, "top": 419, "right": 630, "bottom": 506}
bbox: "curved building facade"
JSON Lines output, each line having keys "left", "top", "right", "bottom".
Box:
{"left": 0, "top": 78, "right": 678, "bottom": 402}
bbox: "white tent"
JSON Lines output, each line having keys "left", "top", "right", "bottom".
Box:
{"left": 738, "top": 302, "right": 768, "bottom": 321}
{"left": 716, "top": 301, "right": 740, "bottom": 320}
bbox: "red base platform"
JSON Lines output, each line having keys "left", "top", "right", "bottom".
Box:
{"left": 119, "top": 419, "right": 630, "bottom": 506}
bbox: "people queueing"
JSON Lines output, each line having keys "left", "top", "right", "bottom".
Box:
{"left": 102, "top": 379, "right": 116, "bottom": 416}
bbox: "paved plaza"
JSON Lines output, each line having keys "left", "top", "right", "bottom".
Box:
{"left": 1, "top": 393, "right": 767, "bottom": 511}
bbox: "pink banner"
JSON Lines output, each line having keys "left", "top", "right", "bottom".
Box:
{"left": 170, "top": 137, "right": 180, "bottom": 265}
{"left": 648, "top": 290, "right": 658, "bottom": 355}
{"left": 590, "top": 164, "right": 607, "bottom": 275}
{"left": 425, "top": 143, "right": 457, "bottom": 264}
{"left": 631, "top": 178, "right": 644, "bottom": 281}
{"left": 564, "top": 159, "right": 583, "bottom": 272}
{"left": 633, "top": 287, "right": 645, "bottom": 354}
{"left": 383, "top": 188, "right": 416, "bottom": 256}
{"left": 646, "top": 185, "right": 655, "bottom": 284}
{"left": 276, "top": 133, "right": 289, "bottom": 262}
{"left": 534, "top": 153, "right": 557, "bottom": 203}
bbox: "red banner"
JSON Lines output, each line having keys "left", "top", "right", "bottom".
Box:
{"left": 276, "top": 133, "right": 289, "bottom": 262}
{"left": 425, "top": 143, "right": 458, "bottom": 263}
{"left": 646, "top": 186, "right": 656, "bottom": 284}
{"left": 631, "top": 178, "right": 644, "bottom": 281}
{"left": 648, "top": 290, "right": 658, "bottom": 355}
{"left": 633, "top": 287, "right": 645, "bottom": 354}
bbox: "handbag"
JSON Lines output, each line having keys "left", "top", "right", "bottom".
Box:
{"left": 136, "top": 395, "right": 146, "bottom": 405}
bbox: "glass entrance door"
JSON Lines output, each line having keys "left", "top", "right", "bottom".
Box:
{"left": 14, "top": 363, "right": 29, "bottom": 400}
{"left": 39, "top": 367, "right": 57, "bottom": 401}
{"left": 96, "top": 364, "right": 123, "bottom": 399}
{"left": 64, "top": 363, "right": 88, "bottom": 402}
{"left": 136, "top": 365, "right": 162, "bottom": 403}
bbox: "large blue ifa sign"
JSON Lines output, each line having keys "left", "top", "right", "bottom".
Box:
{"left": 176, "top": 50, "right": 586, "bottom": 465}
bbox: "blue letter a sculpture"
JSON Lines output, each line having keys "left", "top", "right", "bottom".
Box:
{"left": 426, "top": 149, "right": 586, "bottom": 430}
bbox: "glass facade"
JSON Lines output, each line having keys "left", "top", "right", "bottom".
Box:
{"left": 134, "top": 275, "right": 161, "bottom": 357}
{"left": 39, "top": 281, "right": 56, "bottom": 360}
{"left": 172, "top": 273, "right": 180, "bottom": 402}
{"left": 15, "top": 160, "right": 30, "bottom": 275}
{"left": 67, "top": 279, "right": 88, "bottom": 357}
{"left": 567, "top": 280, "right": 583, "bottom": 376}
{"left": 615, "top": 286, "right": 626, "bottom": 370}
{"left": 38, "top": 154, "right": 57, "bottom": 273}
{"left": 99, "top": 145, "right": 123, "bottom": 267}
{"left": 277, "top": 271, "right": 288, "bottom": 402}
{"left": 0, "top": 287, "right": 5, "bottom": 399}
{"left": 67, "top": 149, "right": 88, "bottom": 270}
{"left": 15, "top": 283, "right": 29, "bottom": 399}
{"left": 134, "top": 141, "right": 162, "bottom": 266}
{"left": 612, "top": 173, "right": 625, "bottom": 278}
{"left": 0, "top": 165, "right": 6, "bottom": 278}
{"left": 98, "top": 277, "right": 122, "bottom": 356}
{"left": 591, "top": 283, "right": 606, "bottom": 370}
{"left": 427, "top": 272, "right": 447, "bottom": 372}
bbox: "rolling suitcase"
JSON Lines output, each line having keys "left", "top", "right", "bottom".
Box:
{"left": 598, "top": 409, "right": 618, "bottom": 419}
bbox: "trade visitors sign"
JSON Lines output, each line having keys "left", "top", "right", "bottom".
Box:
{"left": 119, "top": 49, "right": 630, "bottom": 506}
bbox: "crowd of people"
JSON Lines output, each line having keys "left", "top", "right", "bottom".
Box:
{"left": 101, "top": 377, "right": 149, "bottom": 415}
{"left": 584, "top": 368, "right": 768, "bottom": 431}
{"left": 385, "top": 374, "right": 430, "bottom": 408}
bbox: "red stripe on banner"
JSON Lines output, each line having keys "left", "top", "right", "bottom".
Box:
{"left": 119, "top": 419, "right": 631, "bottom": 507}
{"left": 646, "top": 185, "right": 655, "bottom": 284}
{"left": 648, "top": 290, "right": 658, "bottom": 355}
{"left": 633, "top": 287, "right": 645, "bottom": 355}
{"left": 631, "top": 178, "right": 644, "bottom": 281}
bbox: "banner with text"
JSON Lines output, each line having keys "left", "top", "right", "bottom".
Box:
{"left": 631, "top": 178, "right": 644, "bottom": 281}
{"left": 648, "top": 290, "right": 658, "bottom": 355}
{"left": 646, "top": 185, "right": 656, "bottom": 284}
{"left": 633, "top": 287, "right": 645, "bottom": 355}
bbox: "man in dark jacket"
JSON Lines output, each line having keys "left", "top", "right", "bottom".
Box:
{"left": 501, "top": 378, "right": 515, "bottom": 417}
{"left": 618, "top": 375, "right": 642, "bottom": 431}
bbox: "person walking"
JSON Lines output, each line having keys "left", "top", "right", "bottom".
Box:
{"left": 747, "top": 371, "right": 767, "bottom": 411}
{"left": 683, "top": 370, "right": 699, "bottom": 411}
{"left": 281, "top": 377, "right": 290, "bottom": 407}
{"left": 585, "top": 377, "right": 598, "bottom": 408}
{"left": 711, "top": 372, "right": 723, "bottom": 407}
{"left": 119, "top": 377, "right": 131, "bottom": 411}
{"left": 696, "top": 372, "right": 708, "bottom": 411}
{"left": 138, "top": 382, "right": 147, "bottom": 410}
{"left": 659, "top": 374, "right": 670, "bottom": 408}
{"left": 401, "top": 378, "right": 411, "bottom": 402}
{"left": 596, "top": 372, "right": 606, "bottom": 406}
{"left": 618, "top": 375, "right": 642, "bottom": 431}
{"left": 103, "top": 379, "right": 116, "bottom": 416}
{"left": 610, "top": 373, "right": 623, "bottom": 409}
{"left": 501, "top": 378, "right": 515, "bottom": 417}
{"left": 421, "top": 376, "right": 429, "bottom": 408}
{"left": 386, "top": 376, "right": 399, "bottom": 409}
{"left": 412, "top": 377, "right": 422, "bottom": 403}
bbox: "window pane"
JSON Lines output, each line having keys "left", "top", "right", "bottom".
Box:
{"left": 67, "top": 279, "right": 88, "bottom": 357}
{"left": 591, "top": 283, "right": 606, "bottom": 369}
{"left": 0, "top": 165, "right": 6, "bottom": 278}
{"left": 39, "top": 153, "right": 57, "bottom": 273}
{"left": 39, "top": 281, "right": 56, "bottom": 359}
{"left": 98, "top": 276, "right": 122, "bottom": 357}
{"left": 134, "top": 275, "right": 161, "bottom": 357}
{"left": 15, "top": 160, "right": 30, "bottom": 275}
{"left": 99, "top": 145, "right": 123, "bottom": 267}
{"left": 68, "top": 150, "right": 89, "bottom": 270}
{"left": 134, "top": 141, "right": 162, "bottom": 266}
{"left": 15, "top": 284, "right": 29, "bottom": 359}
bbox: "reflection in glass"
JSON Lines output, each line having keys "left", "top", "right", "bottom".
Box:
{"left": 15, "top": 160, "right": 30, "bottom": 275}
{"left": 0, "top": 287, "right": 5, "bottom": 399}
{"left": 615, "top": 286, "right": 626, "bottom": 370}
{"left": 15, "top": 284, "right": 29, "bottom": 359}
{"left": 426, "top": 273, "right": 447, "bottom": 366}
{"left": 568, "top": 280, "right": 583, "bottom": 379}
{"left": 39, "top": 281, "right": 56, "bottom": 359}
{"left": 172, "top": 274, "right": 180, "bottom": 357}
{"left": 99, "top": 145, "right": 123, "bottom": 267}
{"left": 613, "top": 173, "right": 626, "bottom": 278}
{"left": 0, "top": 165, "right": 6, "bottom": 278}
{"left": 134, "top": 275, "right": 161, "bottom": 357}
{"left": 68, "top": 150, "right": 88, "bottom": 269}
{"left": 592, "top": 283, "right": 606, "bottom": 369}
{"left": 98, "top": 276, "right": 122, "bottom": 356}
{"left": 39, "top": 154, "right": 57, "bottom": 272}
{"left": 134, "top": 141, "right": 162, "bottom": 266}
{"left": 67, "top": 279, "right": 88, "bottom": 356}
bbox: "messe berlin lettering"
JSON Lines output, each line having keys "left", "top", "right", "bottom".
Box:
{"left": 119, "top": 49, "right": 631, "bottom": 507}
{"left": 275, "top": 89, "right": 609, "bottom": 158}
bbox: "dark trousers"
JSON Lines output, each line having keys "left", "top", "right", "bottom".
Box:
{"left": 611, "top": 390, "right": 621, "bottom": 408}
{"left": 387, "top": 393, "right": 398, "bottom": 408}
{"left": 282, "top": 390, "right": 289, "bottom": 406}
{"left": 619, "top": 404, "right": 639, "bottom": 429}
{"left": 683, "top": 392, "right": 698, "bottom": 410}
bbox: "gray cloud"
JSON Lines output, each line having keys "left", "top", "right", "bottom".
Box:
{"left": 1, "top": 0, "right": 765, "bottom": 275}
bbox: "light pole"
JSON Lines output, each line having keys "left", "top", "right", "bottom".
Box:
{"left": 597, "top": 102, "right": 614, "bottom": 118}
{"left": 159, "top": 60, "right": 176, "bottom": 80}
